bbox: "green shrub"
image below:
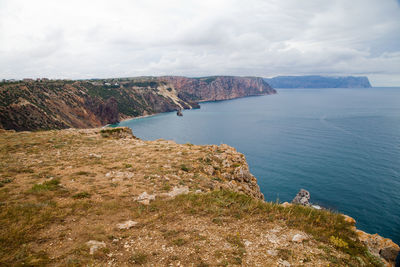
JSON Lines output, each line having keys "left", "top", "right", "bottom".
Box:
{"left": 72, "top": 192, "right": 91, "bottom": 199}
{"left": 330, "top": 236, "right": 349, "bottom": 249}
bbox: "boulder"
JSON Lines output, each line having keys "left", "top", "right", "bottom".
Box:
{"left": 291, "top": 189, "right": 311, "bottom": 206}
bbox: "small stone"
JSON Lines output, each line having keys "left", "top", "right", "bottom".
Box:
{"left": 281, "top": 260, "right": 291, "bottom": 267}
{"left": 244, "top": 240, "right": 252, "bottom": 247}
{"left": 89, "top": 153, "right": 102, "bottom": 159}
{"left": 116, "top": 220, "right": 138, "bottom": 230}
{"left": 203, "top": 165, "right": 214, "bottom": 175}
{"left": 267, "top": 249, "right": 278, "bottom": 256}
{"left": 266, "top": 233, "right": 279, "bottom": 244}
{"left": 164, "top": 186, "right": 189, "bottom": 197}
{"left": 86, "top": 240, "right": 106, "bottom": 255}
{"left": 292, "top": 233, "right": 308, "bottom": 243}
{"left": 136, "top": 191, "right": 156, "bottom": 205}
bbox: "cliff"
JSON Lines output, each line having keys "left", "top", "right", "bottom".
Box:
{"left": 0, "top": 127, "right": 396, "bottom": 266}
{"left": 160, "top": 76, "right": 276, "bottom": 102}
{"left": 0, "top": 76, "right": 276, "bottom": 131}
{"left": 264, "top": 75, "right": 372, "bottom": 88}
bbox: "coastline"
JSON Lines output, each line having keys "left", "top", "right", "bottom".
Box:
{"left": 103, "top": 113, "right": 160, "bottom": 128}
{"left": 103, "top": 92, "right": 278, "bottom": 128}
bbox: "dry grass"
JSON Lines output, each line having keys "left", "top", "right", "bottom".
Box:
{"left": 0, "top": 128, "right": 383, "bottom": 266}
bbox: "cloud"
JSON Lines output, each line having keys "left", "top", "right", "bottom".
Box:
{"left": 0, "top": 0, "right": 399, "bottom": 85}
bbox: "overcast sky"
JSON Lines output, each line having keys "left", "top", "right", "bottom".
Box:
{"left": 1, "top": 0, "right": 399, "bottom": 86}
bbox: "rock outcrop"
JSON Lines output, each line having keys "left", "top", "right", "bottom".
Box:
{"left": 0, "top": 76, "right": 275, "bottom": 131}
{"left": 289, "top": 189, "right": 399, "bottom": 266}
{"left": 291, "top": 189, "right": 311, "bottom": 206}
{"left": 355, "top": 228, "right": 400, "bottom": 266}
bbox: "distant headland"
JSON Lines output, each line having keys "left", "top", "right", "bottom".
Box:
{"left": 264, "top": 75, "right": 372, "bottom": 88}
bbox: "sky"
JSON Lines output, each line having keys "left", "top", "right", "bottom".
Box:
{"left": 0, "top": 0, "right": 400, "bottom": 86}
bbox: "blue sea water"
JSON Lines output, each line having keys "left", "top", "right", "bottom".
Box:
{"left": 115, "top": 88, "right": 400, "bottom": 244}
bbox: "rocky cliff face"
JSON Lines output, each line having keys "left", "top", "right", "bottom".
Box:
{"left": 160, "top": 76, "right": 276, "bottom": 101}
{"left": 0, "top": 76, "right": 275, "bottom": 131}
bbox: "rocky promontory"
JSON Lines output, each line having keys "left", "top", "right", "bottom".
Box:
{"left": 0, "top": 76, "right": 276, "bottom": 131}
{"left": 0, "top": 127, "right": 396, "bottom": 266}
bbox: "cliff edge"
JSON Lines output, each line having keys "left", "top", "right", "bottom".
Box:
{"left": 0, "top": 127, "right": 396, "bottom": 266}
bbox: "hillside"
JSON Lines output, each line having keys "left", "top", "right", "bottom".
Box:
{"left": 0, "top": 76, "right": 275, "bottom": 131}
{"left": 0, "top": 127, "right": 398, "bottom": 266}
{"left": 264, "top": 76, "right": 372, "bottom": 88}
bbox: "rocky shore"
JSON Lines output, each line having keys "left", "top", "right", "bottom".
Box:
{"left": 286, "top": 189, "right": 400, "bottom": 266}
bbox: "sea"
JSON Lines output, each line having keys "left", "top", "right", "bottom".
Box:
{"left": 114, "top": 87, "right": 400, "bottom": 244}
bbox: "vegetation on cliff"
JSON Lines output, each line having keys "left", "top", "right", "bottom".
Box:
{"left": 0, "top": 127, "right": 386, "bottom": 266}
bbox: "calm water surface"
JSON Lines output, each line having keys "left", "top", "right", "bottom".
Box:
{"left": 115, "top": 88, "right": 400, "bottom": 244}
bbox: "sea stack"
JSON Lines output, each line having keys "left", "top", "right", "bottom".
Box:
{"left": 292, "top": 189, "right": 311, "bottom": 206}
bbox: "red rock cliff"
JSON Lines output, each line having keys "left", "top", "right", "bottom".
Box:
{"left": 159, "top": 76, "right": 276, "bottom": 102}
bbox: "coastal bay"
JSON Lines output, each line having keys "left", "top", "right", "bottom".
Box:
{"left": 116, "top": 87, "right": 400, "bottom": 245}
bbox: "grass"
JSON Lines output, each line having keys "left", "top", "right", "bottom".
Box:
{"left": 154, "top": 190, "right": 383, "bottom": 266}
{"left": 0, "top": 186, "right": 383, "bottom": 266}
{"left": 0, "top": 200, "right": 65, "bottom": 265}
{"left": 72, "top": 192, "right": 91, "bottom": 199}
{"left": 0, "top": 178, "right": 13, "bottom": 187}
{"left": 180, "top": 164, "right": 190, "bottom": 172}
{"left": 129, "top": 252, "right": 148, "bottom": 264}
{"left": 30, "top": 178, "right": 61, "bottom": 193}
{"left": 172, "top": 238, "right": 187, "bottom": 246}
{"left": 0, "top": 129, "right": 385, "bottom": 266}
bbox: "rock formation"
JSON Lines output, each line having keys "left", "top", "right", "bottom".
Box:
{"left": 291, "top": 189, "right": 311, "bottom": 206}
